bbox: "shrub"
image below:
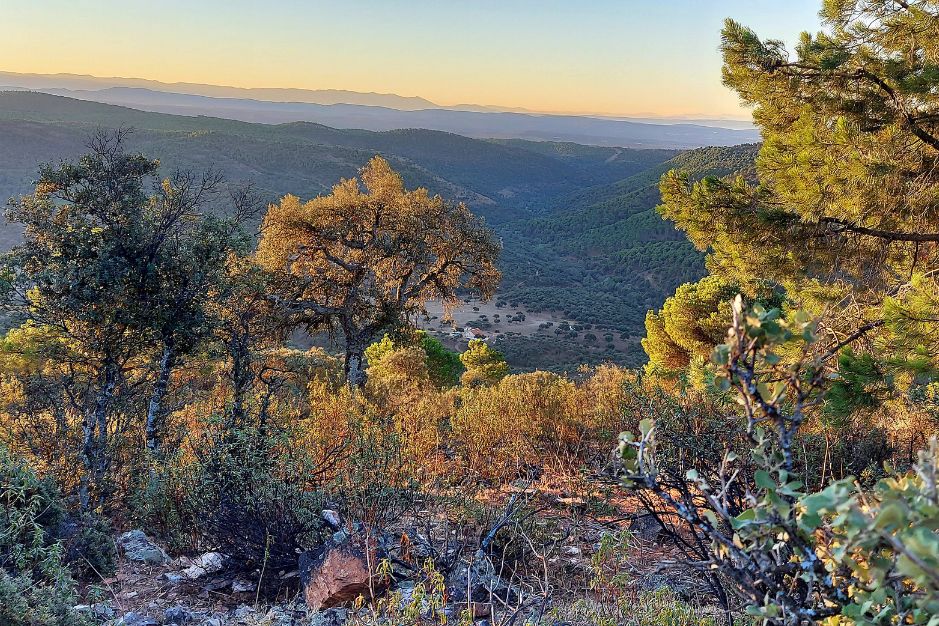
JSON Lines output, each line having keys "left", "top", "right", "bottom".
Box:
{"left": 0, "top": 446, "right": 90, "bottom": 626}
{"left": 453, "top": 366, "right": 631, "bottom": 479}
{"left": 454, "top": 372, "right": 571, "bottom": 479}
{"left": 65, "top": 513, "right": 117, "bottom": 580}
{"left": 366, "top": 331, "right": 463, "bottom": 388}
{"left": 460, "top": 339, "right": 509, "bottom": 387}
{"left": 301, "top": 382, "right": 424, "bottom": 524}
{"left": 621, "top": 299, "right": 939, "bottom": 625}
{"left": 190, "top": 426, "right": 328, "bottom": 593}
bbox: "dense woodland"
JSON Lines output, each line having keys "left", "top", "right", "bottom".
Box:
{"left": 3, "top": 1, "right": 939, "bottom": 625}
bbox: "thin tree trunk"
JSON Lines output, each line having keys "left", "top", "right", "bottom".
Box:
{"left": 145, "top": 340, "right": 175, "bottom": 458}
{"left": 228, "top": 331, "right": 252, "bottom": 427}
{"left": 345, "top": 338, "right": 367, "bottom": 388}
{"left": 80, "top": 361, "right": 118, "bottom": 511}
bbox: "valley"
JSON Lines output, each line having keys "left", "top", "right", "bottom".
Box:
{"left": 0, "top": 91, "right": 757, "bottom": 371}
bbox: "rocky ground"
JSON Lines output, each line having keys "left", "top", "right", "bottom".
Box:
{"left": 74, "top": 494, "right": 712, "bottom": 626}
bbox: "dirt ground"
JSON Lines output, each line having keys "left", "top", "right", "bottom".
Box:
{"left": 418, "top": 295, "right": 634, "bottom": 355}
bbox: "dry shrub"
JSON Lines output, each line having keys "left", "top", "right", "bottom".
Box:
{"left": 452, "top": 366, "right": 632, "bottom": 480}
{"left": 364, "top": 346, "right": 455, "bottom": 477}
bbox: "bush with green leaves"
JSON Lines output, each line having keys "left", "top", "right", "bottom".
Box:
{"left": 460, "top": 339, "right": 509, "bottom": 387}
{"left": 365, "top": 329, "right": 463, "bottom": 388}
{"left": 0, "top": 446, "right": 90, "bottom": 626}
{"left": 620, "top": 298, "right": 939, "bottom": 625}
{"left": 65, "top": 513, "right": 117, "bottom": 580}
{"left": 190, "top": 425, "right": 329, "bottom": 592}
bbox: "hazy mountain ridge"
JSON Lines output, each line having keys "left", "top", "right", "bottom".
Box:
{"left": 0, "top": 71, "right": 759, "bottom": 148}
{"left": 0, "top": 70, "right": 440, "bottom": 110}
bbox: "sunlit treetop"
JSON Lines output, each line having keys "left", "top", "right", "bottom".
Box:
{"left": 256, "top": 156, "right": 501, "bottom": 386}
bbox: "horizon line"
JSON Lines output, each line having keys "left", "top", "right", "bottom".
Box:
{"left": 0, "top": 68, "right": 755, "bottom": 123}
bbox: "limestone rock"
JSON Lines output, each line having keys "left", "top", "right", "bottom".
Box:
{"left": 182, "top": 551, "right": 225, "bottom": 579}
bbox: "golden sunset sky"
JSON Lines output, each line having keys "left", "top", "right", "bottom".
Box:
{"left": 1, "top": 0, "right": 821, "bottom": 118}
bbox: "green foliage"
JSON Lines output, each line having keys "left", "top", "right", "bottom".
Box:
{"left": 65, "top": 514, "right": 116, "bottom": 580}
{"left": 257, "top": 156, "right": 500, "bottom": 387}
{"left": 419, "top": 333, "right": 464, "bottom": 388}
{"left": 657, "top": 2, "right": 939, "bottom": 384}
{"left": 1, "top": 131, "right": 249, "bottom": 507}
{"left": 499, "top": 144, "right": 758, "bottom": 341}
{"left": 803, "top": 441, "right": 939, "bottom": 625}
{"left": 622, "top": 299, "right": 939, "bottom": 625}
{"left": 0, "top": 93, "right": 760, "bottom": 368}
{"left": 366, "top": 330, "right": 463, "bottom": 388}
{"left": 0, "top": 447, "right": 90, "bottom": 626}
{"left": 189, "top": 425, "right": 328, "bottom": 586}
{"left": 642, "top": 276, "right": 784, "bottom": 381}
{"left": 823, "top": 350, "right": 890, "bottom": 424}
{"left": 460, "top": 339, "right": 510, "bottom": 387}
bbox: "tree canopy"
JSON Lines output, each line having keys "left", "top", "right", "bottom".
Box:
{"left": 0, "top": 131, "right": 250, "bottom": 508}
{"left": 657, "top": 1, "right": 939, "bottom": 373}
{"left": 257, "top": 156, "right": 501, "bottom": 386}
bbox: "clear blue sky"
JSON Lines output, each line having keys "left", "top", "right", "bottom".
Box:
{"left": 1, "top": 0, "right": 822, "bottom": 117}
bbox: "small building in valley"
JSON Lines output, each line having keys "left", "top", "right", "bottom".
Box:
{"left": 463, "top": 327, "right": 488, "bottom": 341}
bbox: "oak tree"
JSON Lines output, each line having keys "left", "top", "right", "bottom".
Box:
{"left": 257, "top": 156, "right": 500, "bottom": 386}
{"left": 1, "top": 131, "right": 248, "bottom": 507}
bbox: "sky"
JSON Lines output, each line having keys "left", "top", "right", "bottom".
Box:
{"left": 0, "top": 1, "right": 822, "bottom": 119}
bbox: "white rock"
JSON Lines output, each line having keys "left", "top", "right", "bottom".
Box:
{"left": 321, "top": 509, "right": 342, "bottom": 529}
{"left": 183, "top": 551, "right": 225, "bottom": 579}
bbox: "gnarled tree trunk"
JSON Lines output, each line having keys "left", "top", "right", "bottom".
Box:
{"left": 344, "top": 339, "right": 367, "bottom": 388}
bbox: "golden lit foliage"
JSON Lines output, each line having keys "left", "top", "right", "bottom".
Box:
{"left": 459, "top": 339, "right": 509, "bottom": 388}
{"left": 452, "top": 366, "right": 633, "bottom": 480}
{"left": 256, "top": 156, "right": 501, "bottom": 385}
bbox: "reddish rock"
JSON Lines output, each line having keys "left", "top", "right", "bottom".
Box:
{"left": 300, "top": 542, "right": 383, "bottom": 612}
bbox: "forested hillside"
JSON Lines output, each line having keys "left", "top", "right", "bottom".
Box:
{"left": 3, "top": 3, "right": 939, "bottom": 626}
{"left": 499, "top": 144, "right": 759, "bottom": 345}
{"left": 0, "top": 91, "right": 755, "bottom": 369}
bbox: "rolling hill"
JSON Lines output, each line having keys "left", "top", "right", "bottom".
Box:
{"left": 0, "top": 70, "right": 759, "bottom": 148}
{"left": 0, "top": 91, "right": 756, "bottom": 369}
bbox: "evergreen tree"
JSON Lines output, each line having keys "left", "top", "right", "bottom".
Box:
{"left": 658, "top": 1, "right": 939, "bottom": 371}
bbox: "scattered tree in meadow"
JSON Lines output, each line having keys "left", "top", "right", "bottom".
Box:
{"left": 256, "top": 156, "right": 501, "bottom": 387}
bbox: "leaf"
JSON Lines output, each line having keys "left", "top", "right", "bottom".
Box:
{"left": 801, "top": 489, "right": 838, "bottom": 516}
{"left": 703, "top": 510, "right": 720, "bottom": 528}
{"left": 731, "top": 508, "right": 756, "bottom": 529}
{"left": 755, "top": 470, "right": 775, "bottom": 490}
{"left": 873, "top": 502, "right": 905, "bottom": 531}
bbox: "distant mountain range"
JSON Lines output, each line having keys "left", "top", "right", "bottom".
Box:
{"left": 0, "top": 71, "right": 759, "bottom": 149}
{"left": 0, "top": 71, "right": 440, "bottom": 110}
